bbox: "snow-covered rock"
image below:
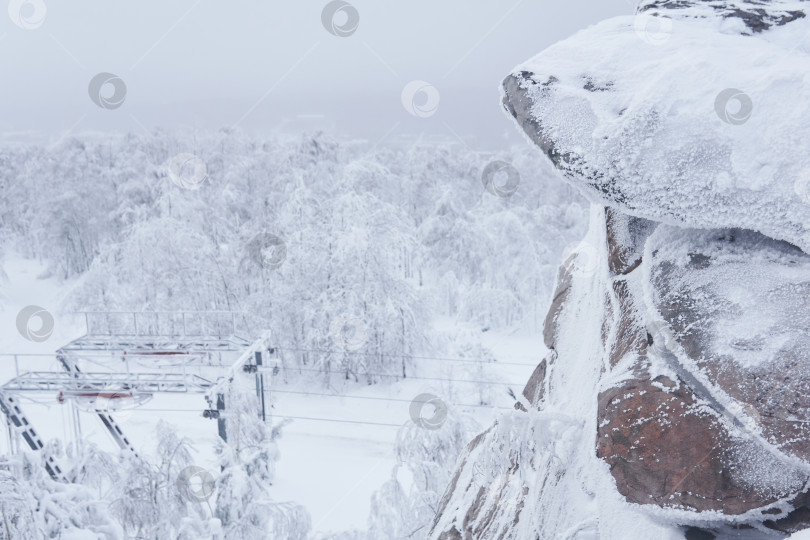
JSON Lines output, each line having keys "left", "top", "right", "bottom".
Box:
{"left": 502, "top": 0, "right": 810, "bottom": 254}
{"left": 431, "top": 209, "right": 810, "bottom": 539}
{"left": 432, "top": 3, "right": 810, "bottom": 536}
{"left": 431, "top": 209, "right": 682, "bottom": 539}
{"left": 645, "top": 226, "right": 810, "bottom": 465}
{"left": 638, "top": 0, "right": 808, "bottom": 34}
{"left": 598, "top": 220, "right": 810, "bottom": 527}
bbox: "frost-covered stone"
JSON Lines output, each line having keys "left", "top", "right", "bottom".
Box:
{"left": 644, "top": 226, "right": 810, "bottom": 465}
{"left": 432, "top": 1, "right": 810, "bottom": 537}
{"left": 502, "top": 0, "right": 810, "bottom": 253}
{"left": 638, "top": 0, "right": 808, "bottom": 34}
{"left": 430, "top": 209, "right": 680, "bottom": 540}
{"left": 432, "top": 210, "right": 810, "bottom": 538}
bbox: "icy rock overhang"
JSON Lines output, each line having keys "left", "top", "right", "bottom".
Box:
{"left": 502, "top": 0, "right": 810, "bottom": 253}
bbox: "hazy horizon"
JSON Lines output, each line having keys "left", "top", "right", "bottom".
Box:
{"left": 0, "top": 0, "right": 635, "bottom": 149}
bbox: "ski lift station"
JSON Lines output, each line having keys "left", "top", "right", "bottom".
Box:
{"left": 0, "top": 311, "right": 278, "bottom": 481}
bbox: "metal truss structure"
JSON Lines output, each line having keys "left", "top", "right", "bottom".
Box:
{"left": 2, "top": 371, "right": 214, "bottom": 394}
{"left": 0, "top": 312, "right": 274, "bottom": 481}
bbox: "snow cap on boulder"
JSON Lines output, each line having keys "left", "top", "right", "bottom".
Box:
{"left": 502, "top": 0, "right": 810, "bottom": 253}
{"left": 638, "top": 0, "right": 807, "bottom": 33}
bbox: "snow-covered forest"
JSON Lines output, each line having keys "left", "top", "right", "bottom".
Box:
{"left": 0, "top": 131, "right": 586, "bottom": 538}
{"left": 0, "top": 131, "right": 585, "bottom": 377}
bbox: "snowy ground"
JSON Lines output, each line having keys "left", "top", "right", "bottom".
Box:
{"left": 0, "top": 253, "right": 540, "bottom": 535}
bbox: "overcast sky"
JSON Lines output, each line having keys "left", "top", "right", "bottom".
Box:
{"left": 0, "top": 0, "right": 636, "bottom": 148}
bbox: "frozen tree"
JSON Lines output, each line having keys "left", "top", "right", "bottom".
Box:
{"left": 10, "top": 451, "right": 121, "bottom": 539}
{"left": 108, "top": 422, "right": 213, "bottom": 539}
{"left": 367, "top": 410, "right": 474, "bottom": 540}
{"left": 215, "top": 373, "right": 310, "bottom": 540}
{"left": 0, "top": 471, "right": 38, "bottom": 540}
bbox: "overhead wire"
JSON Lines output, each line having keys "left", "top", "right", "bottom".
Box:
{"left": 273, "top": 345, "right": 539, "bottom": 367}
{"left": 277, "top": 365, "right": 525, "bottom": 387}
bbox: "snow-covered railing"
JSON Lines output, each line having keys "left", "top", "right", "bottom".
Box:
{"left": 77, "top": 311, "right": 250, "bottom": 339}
{"left": 57, "top": 315, "right": 252, "bottom": 370}
{"left": 0, "top": 353, "right": 57, "bottom": 379}
{"left": 2, "top": 371, "right": 214, "bottom": 394}
{"left": 60, "top": 335, "right": 250, "bottom": 352}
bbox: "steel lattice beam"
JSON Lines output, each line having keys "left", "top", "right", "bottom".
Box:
{"left": 2, "top": 371, "right": 213, "bottom": 394}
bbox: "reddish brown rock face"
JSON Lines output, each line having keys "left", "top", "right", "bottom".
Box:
{"left": 596, "top": 220, "right": 810, "bottom": 519}
{"left": 646, "top": 228, "right": 810, "bottom": 466}
{"left": 598, "top": 372, "right": 732, "bottom": 511}
{"left": 517, "top": 358, "right": 547, "bottom": 411}
{"left": 542, "top": 258, "right": 574, "bottom": 350}
{"left": 596, "top": 361, "right": 806, "bottom": 516}
{"left": 604, "top": 209, "right": 657, "bottom": 276}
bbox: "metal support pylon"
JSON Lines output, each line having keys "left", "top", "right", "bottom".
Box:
{"left": 0, "top": 391, "right": 65, "bottom": 481}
